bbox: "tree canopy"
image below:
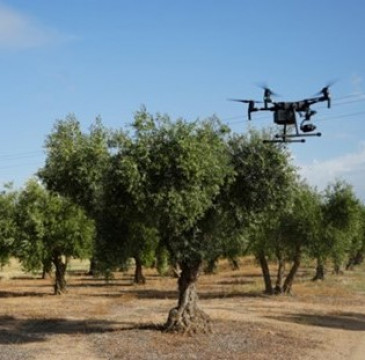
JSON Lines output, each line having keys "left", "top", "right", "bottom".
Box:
{"left": 14, "top": 179, "right": 95, "bottom": 294}
{"left": 0, "top": 184, "right": 17, "bottom": 267}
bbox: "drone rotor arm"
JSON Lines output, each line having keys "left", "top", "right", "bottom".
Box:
{"left": 228, "top": 98, "right": 262, "bottom": 120}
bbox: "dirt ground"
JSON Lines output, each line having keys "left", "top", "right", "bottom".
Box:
{"left": 0, "top": 258, "right": 365, "bottom": 359}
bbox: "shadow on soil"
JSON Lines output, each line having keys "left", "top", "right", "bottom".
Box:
{"left": 268, "top": 312, "right": 365, "bottom": 331}
{"left": 0, "top": 291, "right": 50, "bottom": 298}
{"left": 0, "top": 315, "right": 164, "bottom": 345}
{"left": 131, "top": 288, "right": 265, "bottom": 300}
{"left": 217, "top": 279, "right": 256, "bottom": 286}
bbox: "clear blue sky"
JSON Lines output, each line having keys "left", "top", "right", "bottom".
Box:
{"left": 1, "top": 1, "right": 365, "bottom": 199}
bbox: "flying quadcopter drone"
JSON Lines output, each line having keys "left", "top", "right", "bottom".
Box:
{"left": 230, "top": 83, "right": 333, "bottom": 143}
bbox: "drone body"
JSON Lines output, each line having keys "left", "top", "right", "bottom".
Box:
{"left": 230, "top": 85, "right": 332, "bottom": 143}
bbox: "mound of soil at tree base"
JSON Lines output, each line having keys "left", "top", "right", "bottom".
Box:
{"left": 89, "top": 320, "right": 315, "bottom": 360}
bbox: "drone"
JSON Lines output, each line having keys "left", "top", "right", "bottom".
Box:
{"left": 230, "top": 84, "right": 333, "bottom": 143}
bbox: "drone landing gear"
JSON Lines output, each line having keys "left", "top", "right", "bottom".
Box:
{"left": 264, "top": 131, "right": 322, "bottom": 144}
{"left": 263, "top": 139, "right": 305, "bottom": 144}
{"left": 277, "top": 132, "right": 322, "bottom": 139}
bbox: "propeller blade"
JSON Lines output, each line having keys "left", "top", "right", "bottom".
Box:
{"left": 314, "top": 80, "right": 336, "bottom": 96}
{"left": 228, "top": 98, "right": 262, "bottom": 103}
{"left": 256, "top": 83, "right": 280, "bottom": 97}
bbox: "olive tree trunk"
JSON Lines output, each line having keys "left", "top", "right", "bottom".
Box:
{"left": 204, "top": 255, "right": 219, "bottom": 274}
{"left": 257, "top": 251, "right": 273, "bottom": 295}
{"left": 312, "top": 258, "right": 325, "bottom": 281}
{"left": 134, "top": 256, "right": 146, "bottom": 284}
{"left": 274, "top": 257, "right": 285, "bottom": 294}
{"left": 165, "top": 260, "right": 211, "bottom": 333}
{"left": 346, "top": 251, "right": 364, "bottom": 270}
{"left": 53, "top": 255, "right": 67, "bottom": 295}
{"left": 229, "top": 257, "right": 240, "bottom": 271}
{"left": 42, "top": 258, "right": 52, "bottom": 279}
{"left": 282, "top": 247, "right": 301, "bottom": 295}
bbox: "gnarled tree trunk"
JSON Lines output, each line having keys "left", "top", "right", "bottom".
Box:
{"left": 229, "top": 256, "right": 240, "bottom": 271}
{"left": 165, "top": 260, "right": 211, "bottom": 333}
{"left": 204, "top": 255, "right": 219, "bottom": 274}
{"left": 274, "top": 257, "right": 285, "bottom": 294}
{"left": 88, "top": 257, "right": 97, "bottom": 276}
{"left": 53, "top": 254, "right": 67, "bottom": 295}
{"left": 42, "top": 258, "right": 52, "bottom": 279}
{"left": 312, "top": 258, "right": 325, "bottom": 281}
{"left": 346, "top": 251, "right": 364, "bottom": 270}
{"left": 282, "top": 247, "right": 301, "bottom": 295}
{"left": 134, "top": 256, "right": 146, "bottom": 284}
{"left": 257, "top": 251, "right": 273, "bottom": 295}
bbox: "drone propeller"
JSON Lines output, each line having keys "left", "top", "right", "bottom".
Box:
{"left": 314, "top": 81, "right": 336, "bottom": 108}
{"left": 257, "top": 83, "right": 280, "bottom": 96}
{"left": 262, "top": 87, "right": 279, "bottom": 98}
{"left": 257, "top": 83, "right": 279, "bottom": 108}
{"left": 228, "top": 99, "right": 262, "bottom": 120}
{"left": 315, "top": 81, "right": 335, "bottom": 95}
{"left": 228, "top": 98, "right": 262, "bottom": 104}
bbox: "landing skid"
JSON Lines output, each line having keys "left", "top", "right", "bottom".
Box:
{"left": 263, "top": 139, "right": 305, "bottom": 144}
{"left": 263, "top": 131, "right": 322, "bottom": 144}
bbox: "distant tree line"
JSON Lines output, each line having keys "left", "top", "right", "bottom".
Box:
{"left": 0, "top": 108, "right": 364, "bottom": 333}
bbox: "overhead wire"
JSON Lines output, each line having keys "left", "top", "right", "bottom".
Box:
{"left": 0, "top": 150, "right": 43, "bottom": 160}
{"left": 0, "top": 93, "right": 364, "bottom": 172}
{"left": 0, "top": 150, "right": 44, "bottom": 176}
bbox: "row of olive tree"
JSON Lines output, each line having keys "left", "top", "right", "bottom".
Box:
{"left": 249, "top": 179, "right": 365, "bottom": 295}
{"left": 34, "top": 108, "right": 365, "bottom": 332}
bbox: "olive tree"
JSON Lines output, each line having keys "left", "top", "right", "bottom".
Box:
{"left": 0, "top": 184, "right": 17, "bottom": 267}
{"left": 346, "top": 203, "right": 365, "bottom": 269}
{"left": 311, "top": 180, "right": 360, "bottom": 280}
{"left": 275, "top": 183, "right": 322, "bottom": 294}
{"left": 95, "top": 126, "right": 160, "bottom": 283}
{"left": 39, "top": 115, "right": 110, "bottom": 274}
{"left": 15, "top": 180, "right": 95, "bottom": 294}
{"left": 115, "top": 110, "right": 234, "bottom": 332}
{"left": 227, "top": 129, "right": 297, "bottom": 294}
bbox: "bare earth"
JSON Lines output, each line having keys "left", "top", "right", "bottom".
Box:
{"left": 1, "top": 259, "right": 365, "bottom": 359}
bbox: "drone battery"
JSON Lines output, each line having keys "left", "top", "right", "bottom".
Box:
{"left": 274, "top": 109, "right": 296, "bottom": 125}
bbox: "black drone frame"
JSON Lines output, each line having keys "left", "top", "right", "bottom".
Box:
{"left": 230, "top": 85, "right": 331, "bottom": 143}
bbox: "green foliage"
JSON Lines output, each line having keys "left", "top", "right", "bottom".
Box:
{"left": 14, "top": 179, "right": 95, "bottom": 273}
{"left": 346, "top": 203, "right": 365, "bottom": 268}
{"left": 0, "top": 184, "right": 17, "bottom": 266}
{"left": 126, "top": 110, "right": 234, "bottom": 264}
{"left": 280, "top": 183, "right": 323, "bottom": 254}
{"left": 155, "top": 244, "right": 170, "bottom": 275}
{"left": 227, "top": 129, "right": 297, "bottom": 256}
{"left": 322, "top": 180, "right": 361, "bottom": 270}
{"left": 228, "top": 129, "right": 297, "bottom": 224}
{"left": 39, "top": 115, "right": 111, "bottom": 216}
{"left": 37, "top": 109, "right": 365, "bottom": 285}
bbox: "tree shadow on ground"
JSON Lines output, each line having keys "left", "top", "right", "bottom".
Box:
{"left": 217, "top": 279, "right": 256, "bottom": 286}
{"left": 0, "top": 291, "right": 50, "bottom": 298}
{"left": 267, "top": 312, "right": 365, "bottom": 331}
{"left": 0, "top": 315, "right": 163, "bottom": 345}
{"left": 131, "top": 288, "right": 265, "bottom": 300}
{"left": 67, "top": 282, "right": 133, "bottom": 288}
{"left": 230, "top": 272, "right": 262, "bottom": 279}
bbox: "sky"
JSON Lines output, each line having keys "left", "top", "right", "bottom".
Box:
{"left": 0, "top": 0, "right": 365, "bottom": 199}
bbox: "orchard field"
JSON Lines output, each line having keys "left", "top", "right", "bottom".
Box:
{"left": 1, "top": 257, "right": 365, "bottom": 360}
